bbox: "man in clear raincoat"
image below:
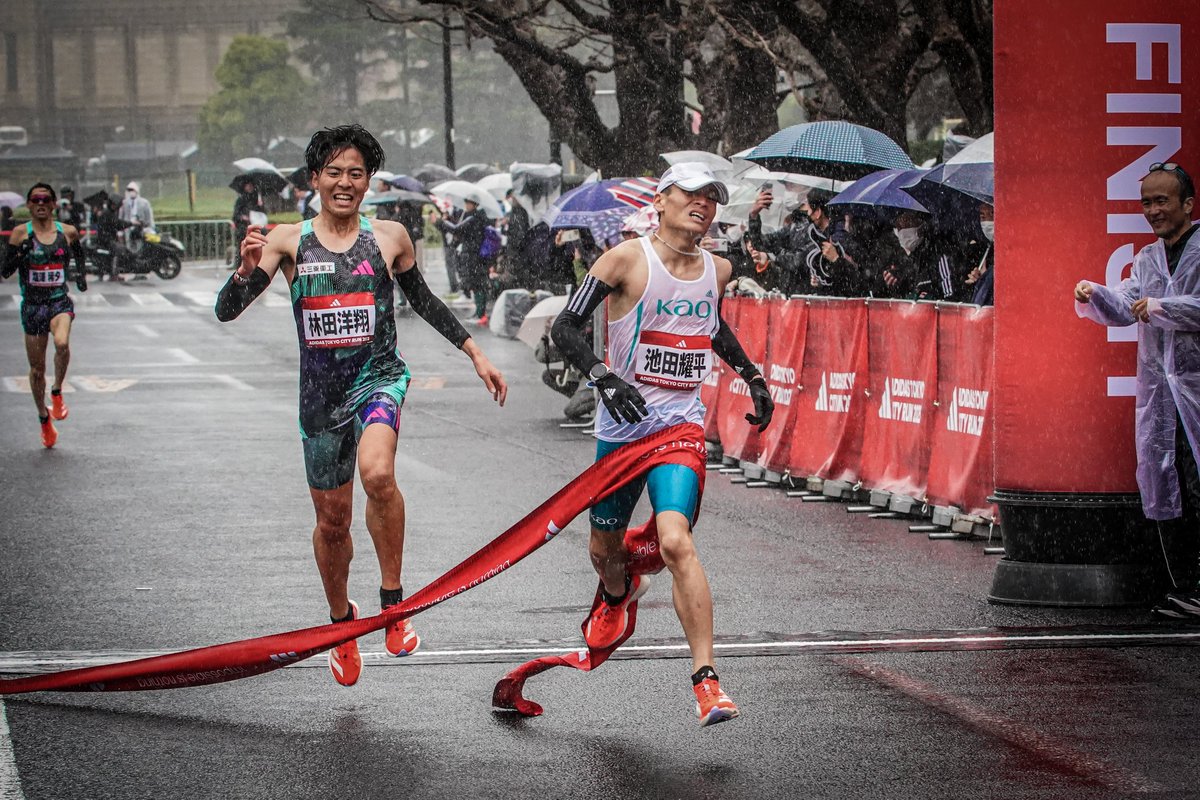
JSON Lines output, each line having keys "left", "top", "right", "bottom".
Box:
{"left": 1075, "top": 162, "right": 1199, "bottom": 618}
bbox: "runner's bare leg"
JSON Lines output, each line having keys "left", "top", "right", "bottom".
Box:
{"left": 49, "top": 313, "right": 72, "bottom": 391}
{"left": 310, "top": 482, "right": 355, "bottom": 619}
{"left": 358, "top": 423, "right": 405, "bottom": 592}
{"left": 590, "top": 527, "right": 628, "bottom": 597}
{"left": 23, "top": 333, "right": 49, "bottom": 417}
{"left": 657, "top": 509, "right": 715, "bottom": 672}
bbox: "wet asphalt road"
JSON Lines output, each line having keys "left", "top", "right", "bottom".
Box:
{"left": 1, "top": 257, "right": 1198, "bottom": 800}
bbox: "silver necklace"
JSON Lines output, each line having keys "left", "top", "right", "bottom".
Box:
{"left": 653, "top": 232, "right": 701, "bottom": 257}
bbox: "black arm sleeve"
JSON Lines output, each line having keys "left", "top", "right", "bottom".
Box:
{"left": 395, "top": 264, "right": 471, "bottom": 350}
{"left": 550, "top": 274, "right": 613, "bottom": 374}
{"left": 3, "top": 240, "right": 30, "bottom": 279}
{"left": 214, "top": 267, "right": 271, "bottom": 321}
{"left": 711, "top": 297, "right": 762, "bottom": 382}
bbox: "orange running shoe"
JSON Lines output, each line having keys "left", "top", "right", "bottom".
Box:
{"left": 694, "top": 675, "right": 739, "bottom": 727}
{"left": 384, "top": 617, "right": 421, "bottom": 657}
{"left": 50, "top": 391, "right": 69, "bottom": 420}
{"left": 40, "top": 417, "right": 58, "bottom": 449}
{"left": 583, "top": 574, "right": 649, "bottom": 650}
{"left": 327, "top": 600, "right": 362, "bottom": 687}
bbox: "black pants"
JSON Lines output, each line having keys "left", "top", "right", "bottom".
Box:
{"left": 1158, "top": 412, "right": 1200, "bottom": 589}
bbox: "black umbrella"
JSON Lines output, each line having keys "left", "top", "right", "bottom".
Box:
{"left": 455, "top": 162, "right": 500, "bottom": 182}
{"left": 414, "top": 163, "right": 456, "bottom": 188}
{"left": 229, "top": 172, "right": 288, "bottom": 195}
{"left": 83, "top": 189, "right": 110, "bottom": 208}
{"left": 287, "top": 166, "right": 311, "bottom": 191}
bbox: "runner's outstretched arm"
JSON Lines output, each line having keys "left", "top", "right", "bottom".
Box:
{"left": 214, "top": 267, "right": 271, "bottom": 321}
{"left": 394, "top": 265, "right": 470, "bottom": 349}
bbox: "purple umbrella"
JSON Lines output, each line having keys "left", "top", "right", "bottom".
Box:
{"left": 390, "top": 175, "right": 425, "bottom": 193}
{"left": 0, "top": 190, "right": 24, "bottom": 210}
{"left": 827, "top": 168, "right": 929, "bottom": 223}
{"left": 543, "top": 178, "right": 658, "bottom": 244}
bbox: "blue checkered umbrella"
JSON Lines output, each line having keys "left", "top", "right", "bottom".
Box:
{"left": 543, "top": 177, "right": 658, "bottom": 244}
{"left": 744, "top": 120, "right": 915, "bottom": 182}
{"left": 827, "top": 168, "right": 930, "bottom": 223}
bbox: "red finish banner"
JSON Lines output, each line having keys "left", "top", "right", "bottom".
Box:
{"left": 755, "top": 298, "right": 809, "bottom": 474}
{"left": 0, "top": 425, "right": 706, "bottom": 695}
{"left": 716, "top": 296, "right": 770, "bottom": 463}
{"left": 787, "top": 300, "right": 869, "bottom": 481}
{"left": 858, "top": 301, "right": 938, "bottom": 498}
{"left": 994, "top": 0, "right": 1200, "bottom": 492}
{"left": 927, "top": 305, "right": 997, "bottom": 517}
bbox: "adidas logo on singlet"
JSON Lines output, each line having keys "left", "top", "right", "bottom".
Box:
{"left": 329, "top": 299, "right": 342, "bottom": 307}
{"left": 676, "top": 339, "right": 687, "bottom": 348}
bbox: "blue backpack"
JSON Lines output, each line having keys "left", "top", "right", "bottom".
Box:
{"left": 479, "top": 226, "right": 502, "bottom": 260}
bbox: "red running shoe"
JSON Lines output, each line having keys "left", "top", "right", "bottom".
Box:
{"left": 50, "top": 391, "right": 69, "bottom": 420}
{"left": 40, "top": 417, "right": 58, "bottom": 449}
{"left": 583, "top": 574, "right": 649, "bottom": 650}
{"left": 694, "top": 676, "right": 739, "bottom": 727}
{"left": 385, "top": 617, "right": 421, "bottom": 657}
{"left": 328, "top": 600, "right": 362, "bottom": 687}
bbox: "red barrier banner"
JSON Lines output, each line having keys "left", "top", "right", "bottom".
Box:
{"left": 994, "top": 1, "right": 1200, "bottom": 492}
{"left": 755, "top": 298, "right": 809, "bottom": 474}
{"left": 716, "top": 296, "right": 770, "bottom": 463}
{"left": 858, "top": 301, "right": 937, "bottom": 498}
{"left": 927, "top": 305, "right": 996, "bottom": 517}
{"left": 787, "top": 300, "right": 868, "bottom": 481}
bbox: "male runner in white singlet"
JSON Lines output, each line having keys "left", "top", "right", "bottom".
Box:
{"left": 552, "top": 163, "right": 774, "bottom": 726}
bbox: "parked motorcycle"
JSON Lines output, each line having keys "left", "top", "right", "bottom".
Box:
{"left": 87, "top": 227, "right": 184, "bottom": 280}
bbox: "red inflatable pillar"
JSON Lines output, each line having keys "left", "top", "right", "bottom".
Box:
{"left": 991, "top": 0, "right": 1200, "bottom": 604}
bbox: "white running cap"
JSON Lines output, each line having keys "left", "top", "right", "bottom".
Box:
{"left": 656, "top": 162, "right": 729, "bottom": 205}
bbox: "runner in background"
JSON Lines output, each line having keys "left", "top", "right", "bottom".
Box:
{"left": 216, "top": 125, "right": 507, "bottom": 686}
{"left": 2, "top": 183, "right": 87, "bottom": 448}
{"left": 551, "top": 163, "right": 774, "bottom": 726}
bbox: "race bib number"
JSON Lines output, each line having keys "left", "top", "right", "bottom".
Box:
{"left": 28, "top": 266, "right": 65, "bottom": 287}
{"left": 633, "top": 330, "right": 712, "bottom": 390}
{"left": 301, "top": 292, "right": 376, "bottom": 348}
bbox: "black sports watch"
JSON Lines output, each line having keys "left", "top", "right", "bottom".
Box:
{"left": 588, "top": 362, "right": 611, "bottom": 381}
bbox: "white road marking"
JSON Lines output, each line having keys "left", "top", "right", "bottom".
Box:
{"left": 0, "top": 699, "right": 26, "bottom": 800}
{"left": 166, "top": 348, "right": 200, "bottom": 364}
{"left": 70, "top": 377, "right": 138, "bottom": 393}
{"left": 260, "top": 293, "right": 291, "bottom": 307}
{"left": 212, "top": 374, "right": 254, "bottom": 391}
{"left": 75, "top": 294, "right": 112, "bottom": 308}
{"left": 134, "top": 324, "right": 160, "bottom": 339}
{"left": 2, "top": 378, "right": 74, "bottom": 393}
{"left": 127, "top": 292, "right": 171, "bottom": 306}
{"left": 183, "top": 291, "right": 217, "bottom": 307}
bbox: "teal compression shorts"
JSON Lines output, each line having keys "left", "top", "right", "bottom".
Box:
{"left": 589, "top": 438, "right": 700, "bottom": 532}
{"left": 302, "top": 392, "right": 401, "bottom": 490}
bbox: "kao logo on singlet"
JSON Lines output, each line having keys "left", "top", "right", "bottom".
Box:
{"left": 815, "top": 371, "right": 854, "bottom": 413}
{"left": 655, "top": 298, "right": 713, "bottom": 319}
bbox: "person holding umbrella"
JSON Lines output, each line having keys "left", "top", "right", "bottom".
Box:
{"left": 230, "top": 178, "right": 265, "bottom": 262}
{"left": 551, "top": 162, "right": 774, "bottom": 727}
{"left": 432, "top": 197, "right": 491, "bottom": 324}
{"left": 215, "top": 124, "right": 507, "bottom": 686}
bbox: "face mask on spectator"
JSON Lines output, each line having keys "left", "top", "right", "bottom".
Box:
{"left": 980, "top": 221, "right": 995, "bottom": 242}
{"left": 894, "top": 226, "right": 922, "bottom": 254}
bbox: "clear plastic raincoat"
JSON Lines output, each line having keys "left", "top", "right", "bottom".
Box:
{"left": 1077, "top": 230, "right": 1200, "bottom": 520}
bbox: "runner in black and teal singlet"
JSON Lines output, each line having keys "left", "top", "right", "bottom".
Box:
{"left": 3, "top": 183, "right": 87, "bottom": 448}
{"left": 215, "top": 125, "right": 507, "bottom": 689}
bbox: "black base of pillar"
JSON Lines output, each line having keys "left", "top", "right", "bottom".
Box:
{"left": 988, "top": 489, "right": 1170, "bottom": 607}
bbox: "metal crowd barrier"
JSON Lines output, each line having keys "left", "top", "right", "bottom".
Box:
{"left": 156, "top": 220, "right": 235, "bottom": 262}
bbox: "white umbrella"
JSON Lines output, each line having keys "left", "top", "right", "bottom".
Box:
{"left": 233, "top": 157, "right": 284, "bottom": 177}
{"left": 516, "top": 294, "right": 569, "bottom": 349}
{"left": 476, "top": 172, "right": 513, "bottom": 201}
{"left": 430, "top": 179, "right": 504, "bottom": 219}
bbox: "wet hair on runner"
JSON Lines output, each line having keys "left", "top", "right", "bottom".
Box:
{"left": 305, "top": 125, "right": 386, "bottom": 177}
{"left": 26, "top": 182, "right": 56, "bottom": 202}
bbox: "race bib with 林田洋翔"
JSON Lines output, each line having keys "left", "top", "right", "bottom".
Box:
{"left": 300, "top": 292, "right": 376, "bottom": 348}
{"left": 633, "top": 330, "right": 712, "bottom": 390}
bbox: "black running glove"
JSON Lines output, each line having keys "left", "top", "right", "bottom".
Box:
{"left": 746, "top": 376, "right": 774, "bottom": 432}
{"left": 595, "top": 372, "right": 648, "bottom": 424}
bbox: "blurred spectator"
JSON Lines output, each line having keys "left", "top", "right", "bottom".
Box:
{"left": 888, "top": 210, "right": 966, "bottom": 301}
{"left": 964, "top": 202, "right": 995, "bottom": 306}
{"left": 843, "top": 213, "right": 911, "bottom": 298}
{"left": 505, "top": 189, "right": 531, "bottom": 258}
{"left": 94, "top": 198, "right": 127, "bottom": 283}
{"left": 231, "top": 179, "right": 264, "bottom": 253}
{"left": 435, "top": 199, "right": 490, "bottom": 322}
{"left": 57, "top": 186, "right": 86, "bottom": 229}
{"left": 803, "top": 188, "right": 860, "bottom": 296}
{"left": 746, "top": 190, "right": 815, "bottom": 294}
